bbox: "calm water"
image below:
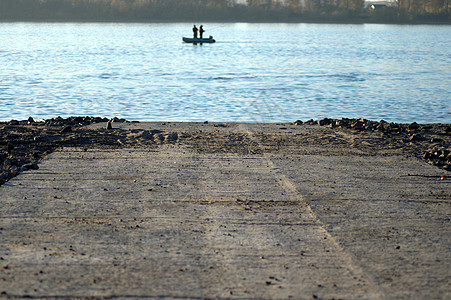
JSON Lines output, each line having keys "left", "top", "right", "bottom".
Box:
{"left": 0, "top": 23, "right": 450, "bottom": 123}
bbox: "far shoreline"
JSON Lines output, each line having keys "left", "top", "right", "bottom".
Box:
{"left": 1, "top": 18, "right": 450, "bottom": 25}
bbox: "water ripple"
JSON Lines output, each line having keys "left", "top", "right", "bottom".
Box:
{"left": 0, "top": 23, "right": 449, "bottom": 123}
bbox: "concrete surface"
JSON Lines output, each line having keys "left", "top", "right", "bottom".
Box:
{"left": 0, "top": 123, "right": 449, "bottom": 299}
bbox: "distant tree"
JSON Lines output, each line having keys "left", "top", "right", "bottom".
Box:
{"left": 396, "top": 0, "right": 449, "bottom": 19}
{"left": 286, "top": 0, "right": 302, "bottom": 12}
{"left": 339, "top": 0, "right": 364, "bottom": 13}
{"left": 0, "top": 0, "right": 448, "bottom": 22}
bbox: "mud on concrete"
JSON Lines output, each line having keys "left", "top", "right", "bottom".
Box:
{"left": 1, "top": 117, "right": 450, "bottom": 186}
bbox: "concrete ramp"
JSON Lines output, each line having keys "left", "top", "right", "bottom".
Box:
{"left": 0, "top": 123, "right": 449, "bottom": 299}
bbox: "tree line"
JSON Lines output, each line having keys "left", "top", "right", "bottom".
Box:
{"left": 0, "top": 0, "right": 449, "bottom": 23}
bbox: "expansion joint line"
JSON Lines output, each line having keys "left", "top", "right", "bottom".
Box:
{"left": 238, "top": 124, "right": 386, "bottom": 299}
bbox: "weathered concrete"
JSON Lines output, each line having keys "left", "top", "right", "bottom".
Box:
{"left": 0, "top": 123, "right": 449, "bottom": 299}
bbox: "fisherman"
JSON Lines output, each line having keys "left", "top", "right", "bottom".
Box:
{"left": 199, "top": 25, "right": 205, "bottom": 39}
{"left": 193, "top": 25, "right": 198, "bottom": 39}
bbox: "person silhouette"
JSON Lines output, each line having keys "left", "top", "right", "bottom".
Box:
{"left": 193, "top": 25, "right": 198, "bottom": 39}
{"left": 199, "top": 25, "right": 205, "bottom": 39}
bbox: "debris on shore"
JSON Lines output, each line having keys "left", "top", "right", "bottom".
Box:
{"left": 1, "top": 116, "right": 449, "bottom": 186}
{"left": 0, "top": 116, "right": 120, "bottom": 185}
{"left": 298, "top": 118, "right": 450, "bottom": 171}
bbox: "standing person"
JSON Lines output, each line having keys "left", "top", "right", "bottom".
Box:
{"left": 199, "top": 25, "right": 205, "bottom": 39}
{"left": 193, "top": 25, "right": 198, "bottom": 39}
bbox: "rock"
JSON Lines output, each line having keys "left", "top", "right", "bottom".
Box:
{"left": 27, "top": 117, "right": 35, "bottom": 124}
{"left": 100, "top": 117, "right": 110, "bottom": 123}
{"left": 409, "top": 134, "right": 423, "bottom": 141}
{"left": 365, "top": 120, "right": 379, "bottom": 130}
{"left": 423, "top": 151, "right": 432, "bottom": 159}
{"left": 111, "top": 117, "right": 126, "bottom": 123}
{"left": 358, "top": 118, "right": 368, "bottom": 124}
{"left": 317, "top": 118, "right": 331, "bottom": 126}
{"left": 351, "top": 120, "right": 364, "bottom": 130}
{"left": 8, "top": 120, "right": 19, "bottom": 125}
{"left": 0, "top": 169, "right": 12, "bottom": 180}
{"left": 165, "top": 132, "right": 179, "bottom": 142}
{"left": 72, "top": 116, "right": 84, "bottom": 123}
{"left": 9, "top": 165, "right": 19, "bottom": 176}
{"left": 2, "top": 158, "right": 12, "bottom": 170}
{"left": 294, "top": 120, "right": 303, "bottom": 125}
{"left": 60, "top": 125, "right": 72, "bottom": 133}
{"left": 376, "top": 122, "right": 386, "bottom": 131}
{"left": 159, "top": 134, "right": 166, "bottom": 142}
{"left": 430, "top": 138, "right": 443, "bottom": 143}
{"left": 388, "top": 123, "right": 403, "bottom": 133}
{"left": 335, "top": 120, "right": 344, "bottom": 127}
{"left": 21, "top": 163, "right": 39, "bottom": 171}
{"left": 408, "top": 122, "right": 420, "bottom": 131}
{"left": 433, "top": 150, "right": 443, "bottom": 158}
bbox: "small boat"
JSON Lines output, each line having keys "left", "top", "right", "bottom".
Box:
{"left": 182, "top": 36, "right": 215, "bottom": 44}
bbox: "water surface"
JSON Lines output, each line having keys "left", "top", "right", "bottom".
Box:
{"left": 0, "top": 23, "right": 450, "bottom": 123}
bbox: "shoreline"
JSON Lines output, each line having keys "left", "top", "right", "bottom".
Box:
{"left": 1, "top": 116, "right": 450, "bottom": 186}
{"left": 1, "top": 19, "right": 450, "bottom": 25}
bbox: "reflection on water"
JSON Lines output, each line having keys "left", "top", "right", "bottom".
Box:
{"left": 0, "top": 23, "right": 450, "bottom": 123}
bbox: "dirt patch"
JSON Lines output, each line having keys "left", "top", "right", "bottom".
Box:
{"left": 1, "top": 117, "right": 449, "bottom": 186}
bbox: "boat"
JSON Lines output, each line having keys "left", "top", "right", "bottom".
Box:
{"left": 182, "top": 36, "right": 215, "bottom": 44}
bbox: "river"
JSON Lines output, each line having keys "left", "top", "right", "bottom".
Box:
{"left": 0, "top": 22, "right": 450, "bottom": 123}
